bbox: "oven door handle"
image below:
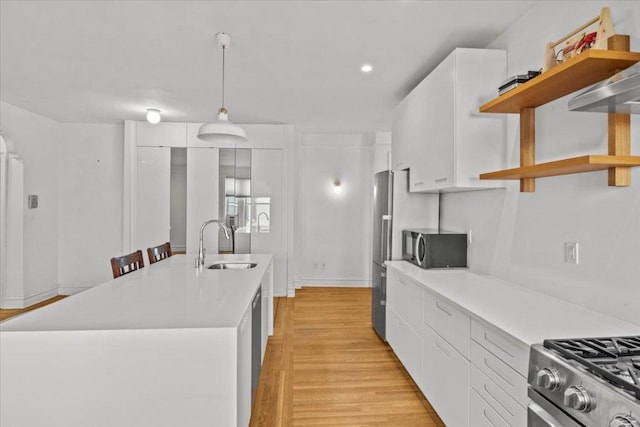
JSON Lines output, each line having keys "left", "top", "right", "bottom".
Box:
{"left": 527, "top": 400, "right": 581, "bottom": 427}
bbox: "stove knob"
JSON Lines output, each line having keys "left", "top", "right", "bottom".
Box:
{"left": 536, "top": 367, "right": 561, "bottom": 390}
{"left": 610, "top": 415, "right": 640, "bottom": 427}
{"left": 563, "top": 386, "right": 593, "bottom": 412}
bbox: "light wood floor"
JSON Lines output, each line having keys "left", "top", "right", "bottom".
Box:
{"left": 251, "top": 288, "right": 445, "bottom": 426}
{"left": 0, "top": 295, "right": 67, "bottom": 321}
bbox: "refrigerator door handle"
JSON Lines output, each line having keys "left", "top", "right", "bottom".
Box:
{"left": 381, "top": 215, "right": 392, "bottom": 263}
{"left": 381, "top": 272, "right": 386, "bottom": 305}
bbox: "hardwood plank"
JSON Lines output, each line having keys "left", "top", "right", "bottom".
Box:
{"left": 251, "top": 288, "right": 444, "bottom": 426}
{"left": 0, "top": 295, "right": 67, "bottom": 322}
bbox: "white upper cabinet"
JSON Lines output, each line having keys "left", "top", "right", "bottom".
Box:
{"left": 394, "top": 48, "right": 506, "bottom": 192}
{"left": 136, "top": 122, "right": 187, "bottom": 147}
{"left": 391, "top": 90, "right": 415, "bottom": 171}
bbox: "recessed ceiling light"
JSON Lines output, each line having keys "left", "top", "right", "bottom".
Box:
{"left": 361, "top": 64, "right": 373, "bottom": 73}
{"left": 146, "top": 108, "right": 161, "bottom": 124}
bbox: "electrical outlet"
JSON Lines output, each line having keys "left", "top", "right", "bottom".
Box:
{"left": 314, "top": 263, "right": 318, "bottom": 269}
{"left": 565, "top": 242, "right": 579, "bottom": 264}
{"left": 321, "top": 263, "right": 326, "bottom": 269}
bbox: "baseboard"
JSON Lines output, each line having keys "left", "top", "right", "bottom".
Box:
{"left": 58, "top": 286, "right": 91, "bottom": 296}
{"left": 2, "top": 287, "right": 59, "bottom": 309}
{"left": 297, "top": 278, "right": 372, "bottom": 288}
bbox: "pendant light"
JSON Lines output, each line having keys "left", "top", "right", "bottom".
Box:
{"left": 198, "top": 32, "right": 247, "bottom": 143}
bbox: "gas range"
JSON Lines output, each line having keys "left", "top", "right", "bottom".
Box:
{"left": 528, "top": 336, "right": 640, "bottom": 427}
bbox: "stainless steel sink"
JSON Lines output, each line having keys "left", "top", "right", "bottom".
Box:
{"left": 207, "top": 262, "right": 258, "bottom": 270}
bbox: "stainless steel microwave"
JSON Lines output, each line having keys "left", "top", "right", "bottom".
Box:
{"left": 402, "top": 229, "right": 467, "bottom": 269}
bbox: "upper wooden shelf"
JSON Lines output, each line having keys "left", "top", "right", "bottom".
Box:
{"left": 479, "top": 49, "right": 640, "bottom": 114}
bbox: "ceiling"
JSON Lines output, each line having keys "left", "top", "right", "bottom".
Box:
{"left": 0, "top": 1, "right": 536, "bottom": 133}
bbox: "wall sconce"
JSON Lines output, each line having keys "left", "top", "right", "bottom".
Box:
{"left": 333, "top": 179, "right": 342, "bottom": 194}
{"left": 146, "top": 108, "right": 161, "bottom": 124}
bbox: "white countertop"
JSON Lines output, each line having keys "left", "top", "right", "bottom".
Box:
{"left": 1, "top": 254, "right": 272, "bottom": 332}
{"left": 386, "top": 261, "right": 640, "bottom": 346}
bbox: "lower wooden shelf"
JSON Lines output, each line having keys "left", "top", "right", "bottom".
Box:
{"left": 479, "top": 155, "right": 640, "bottom": 180}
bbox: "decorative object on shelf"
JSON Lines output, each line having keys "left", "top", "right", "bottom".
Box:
{"left": 479, "top": 33, "right": 640, "bottom": 192}
{"left": 542, "top": 7, "right": 613, "bottom": 72}
{"left": 198, "top": 32, "right": 247, "bottom": 143}
{"left": 498, "top": 71, "right": 541, "bottom": 95}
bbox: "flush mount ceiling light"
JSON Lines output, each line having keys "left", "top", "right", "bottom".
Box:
{"left": 146, "top": 108, "right": 161, "bottom": 124}
{"left": 198, "top": 33, "right": 247, "bottom": 143}
{"left": 360, "top": 64, "right": 373, "bottom": 73}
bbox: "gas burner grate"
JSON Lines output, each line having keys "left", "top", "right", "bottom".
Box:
{"left": 544, "top": 336, "right": 640, "bottom": 399}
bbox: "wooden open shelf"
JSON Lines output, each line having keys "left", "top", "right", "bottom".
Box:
{"left": 478, "top": 35, "right": 639, "bottom": 192}
{"left": 480, "top": 155, "right": 640, "bottom": 180}
{"left": 480, "top": 49, "right": 640, "bottom": 114}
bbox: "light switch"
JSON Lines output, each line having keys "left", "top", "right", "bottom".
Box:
{"left": 28, "top": 194, "right": 38, "bottom": 209}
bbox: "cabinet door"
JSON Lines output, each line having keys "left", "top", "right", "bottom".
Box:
{"left": 136, "top": 122, "right": 186, "bottom": 147}
{"left": 391, "top": 92, "right": 413, "bottom": 171}
{"left": 422, "top": 323, "right": 470, "bottom": 427}
{"left": 387, "top": 305, "right": 423, "bottom": 388}
{"left": 422, "top": 52, "right": 455, "bottom": 190}
{"left": 251, "top": 149, "right": 286, "bottom": 296}
{"left": 185, "top": 148, "right": 219, "bottom": 255}
{"left": 135, "top": 147, "right": 170, "bottom": 252}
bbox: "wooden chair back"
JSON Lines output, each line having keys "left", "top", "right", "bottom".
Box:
{"left": 147, "top": 242, "right": 172, "bottom": 265}
{"left": 111, "top": 250, "right": 145, "bottom": 279}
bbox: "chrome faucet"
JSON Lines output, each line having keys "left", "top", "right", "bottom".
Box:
{"left": 197, "top": 219, "right": 231, "bottom": 267}
{"left": 257, "top": 212, "right": 270, "bottom": 233}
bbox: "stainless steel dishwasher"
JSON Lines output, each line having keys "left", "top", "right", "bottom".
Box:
{"left": 251, "top": 286, "right": 262, "bottom": 405}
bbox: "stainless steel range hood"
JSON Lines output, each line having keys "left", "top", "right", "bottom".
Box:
{"left": 569, "top": 61, "right": 640, "bottom": 114}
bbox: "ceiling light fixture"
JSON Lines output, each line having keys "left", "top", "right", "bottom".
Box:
{"left": 198, "top": 33, "right": 247, "bottom": 143}
{"left": 146, "top": 108, "right": 161, "bottom": 124}
{"left": 361, "top": 64, "right": 373, "bottom": 73}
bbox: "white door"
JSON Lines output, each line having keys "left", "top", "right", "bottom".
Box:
{"left": 251, "top": 149, "right": 286, "bottom": 296}
{"left": 135, "top": 147, "right": 170, "bottom": 254}
{"left": 186, "top": 148, "right": 220, "bottom": 256}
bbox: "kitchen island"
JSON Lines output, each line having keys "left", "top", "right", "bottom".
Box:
{"left": 0, "top": 254, "right": 273, "bottom": 427}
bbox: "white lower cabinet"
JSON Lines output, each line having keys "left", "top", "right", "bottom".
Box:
{"left": 470, "top": 389, "right": 511, "bottom": 427}
{"left": 470, "top": 366, "right": 527, "bottom": 427}
{"left": 422, "top": 323, "right": 470, "bottom": 427}
{"left": 387, "top": 304, "right": 423, "bottom": 388}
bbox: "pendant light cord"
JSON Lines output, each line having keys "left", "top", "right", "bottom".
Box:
{"left": 221, "top": 45, "right": 226, "bottom": 109}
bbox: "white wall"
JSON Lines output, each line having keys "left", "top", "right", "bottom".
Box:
{"left": 373, "top": 131, "right": 391, "bottom": 174}
{"left": 58, "top": 123, "right": 123, "bottom": 293}
{"left": 297, "top": 134, "right": 373, "bottom": 286}
{"left": 0, "top": 101, "right": 60, "bottom": 306}
{"left": 441, "top": 1, "right": 640, "bottom": 325}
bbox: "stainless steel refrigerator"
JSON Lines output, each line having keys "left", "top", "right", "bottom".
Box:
{"left": 371, "top": 170, "right": 438, "bottom": 340}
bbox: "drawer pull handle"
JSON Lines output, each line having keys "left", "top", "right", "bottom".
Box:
{"left": 435, "top": 177, "right": 448, "bottom": 183}
{"left": 482, "top": 409, "right": 499, "bottom": 427}
{"left": 484, "top": 332, "right": 515, "bottom": 358}
{"left": 483, "top": 384, "right": 514, "bottom": 417}
{"left": 398, "top": 279, "right": 408, "bottom": 286}
{"left": 484, "top": 358, "right": 514, "bottom": 387}
{"left": 414, "top": 181, "right": 424, "bottom": 186}
{"left": 434, "top": 339, "right": 452, "bottom": 359}
{"left": 435, "top": 300, "right": 453, "bottom": 317}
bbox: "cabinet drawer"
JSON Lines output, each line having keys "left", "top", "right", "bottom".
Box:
{"left": 387, "top": 305, "right": 422, "bottom": 387}
{"left": 423, "top": 290, "right": 470, "bottom": 359}
{"left": 387, "top": 269, "right": 423, "bottom": 332}
{"left": 422, "top": 323, "right": 469, "bottom": 427}
{"left": 471, "top": 366, "right": 527, "bottom": 427}
{"left": 471, "top": 319, "right": 529, "bottom": 376}
{"left": 470, "top": 389, "right": 511, "bottom": 427}
{"left": 471, "top": 340, "right": 528, "bottom": 408}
